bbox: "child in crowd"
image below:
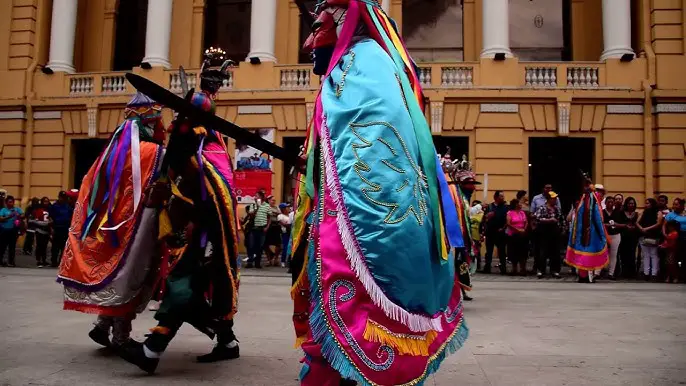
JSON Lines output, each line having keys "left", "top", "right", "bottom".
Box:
{"left": 661, "top": 220, "right": 680, "bottom": 283}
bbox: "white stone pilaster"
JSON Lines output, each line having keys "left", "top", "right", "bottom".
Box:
{"left": 142, "top": 0, "right": 174, "bottom": 68}
{"left": 247, "top": 0, "right": 278, "bottom": 62}
{"left": 47, "top": 0, "right": 78, "bottom": 73}
{"left": 381, "top": 0, "right": 391, "bottom": 14}
{"left": 481, "top": 0, "right": 512, "bottom": 58}
{"left": 600, "top": 0, "right": 634, "bottom": 60}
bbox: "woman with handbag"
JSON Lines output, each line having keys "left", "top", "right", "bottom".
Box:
{"left": 637, "top": 198, "right": 663, "bottom": 281}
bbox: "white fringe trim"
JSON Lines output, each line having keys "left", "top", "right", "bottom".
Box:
{"left": 320, "top": 116, "right": 443, "bottom": 333}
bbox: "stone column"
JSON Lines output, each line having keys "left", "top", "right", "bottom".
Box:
{"left": 480, "top": 0, "right": 512, "bottom": 58}
{"left": 247, "top": 0, "right": 277, "bottom": 62}
{"left": 600, "top": 0, "right": 634, "bottom": 60}
{"left": 381, "top": 0, "right": 391, "bottom": 14}
{"left": 142, "top": 0, "right": 174, "bottom": 68}
{"left": 47, "top": 0, "right": 79, "bottom": 73}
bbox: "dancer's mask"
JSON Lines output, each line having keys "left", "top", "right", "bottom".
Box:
{"left": 303, "top": 1, "right": 350, "bottom": 75}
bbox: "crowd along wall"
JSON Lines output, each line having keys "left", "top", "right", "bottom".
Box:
{"left": 0, "top": 0, "right": 684, "bottom": 208}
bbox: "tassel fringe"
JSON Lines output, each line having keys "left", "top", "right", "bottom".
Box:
{"left": 362, "top": 319, "right": 437, "bottom": 356}
{"left": 308, "top": 222, "right": 469, "bottom": 386}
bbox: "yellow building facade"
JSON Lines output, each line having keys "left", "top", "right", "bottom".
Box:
{"left": 0, "top": 0, "right": 684, "bottom": 210}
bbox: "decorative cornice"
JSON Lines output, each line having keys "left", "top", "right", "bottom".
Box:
{"left": 33, "top": 111, "right": 62, "bottom": 120}
{"left": 480, "top": 103, "right": 519, "bottom": 113}
{"left": 0, "top": 111, "right": 25, "bottom": 119}
{"left": 606, "top": 105, "right": 643, "bottom": 114}
{"left": 654, "top": 103, "right": 686, "bottom": 113}
{"left": 430, "top": 102, "right": 443, "bottom": 134}
{"left": 238, "top": 105, "right": 272, "bottom": 115}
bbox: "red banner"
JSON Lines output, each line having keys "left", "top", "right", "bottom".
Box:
{"left": 233, "top": 170, "right": 273, "bottom": 203}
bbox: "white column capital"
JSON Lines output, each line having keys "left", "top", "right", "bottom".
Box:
{"left": 47, "top": 0, "right": 78, "bottom": 73}
{"left": 142, "top": 0, "right": 174, "bottom": 68}
{"left": 247, "top": 0, "right": 278, "bottom": 62}
{"left": 600, "top": 0, "right": 634, "bottom": 60}
{"left": 480, "top": 0, "right": 513, "bottom": 58}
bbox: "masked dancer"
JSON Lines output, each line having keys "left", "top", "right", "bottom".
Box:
{"left": 119, "top": 49, "right": 241, "bottom": 373}
{"left": 290, "top": 1, "right": 468, "bottom": 385}
{"left": 57, "top": 92, "right": 166, "bottom": 350}
{"left": 442, "top": 152, "right": 479, "bottom": 301}
{"left": 565, "top": 172, "right": 609, "bottom": 283}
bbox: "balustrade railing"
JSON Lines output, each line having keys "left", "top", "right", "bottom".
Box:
{"left": 525, "top": 66, "right": 557, "bottom": 88}
{"left": 440, "top": 66, "right": 473, "bottom": 87}
{"left": 169, "top": 71, "right": 198, "bottom": 93}
{"left": 521, "top": 63, "right": 602, "bottom": 88}
{"left": 41, "top": 61, "right": 614, "bottom": 100}
{"left": 101, "top": 74, "right": 127, "bottom": 93}
{"left": 69, "top": 76, "right": 94, "bottom": 95}
{"left": 280, "top": 67, "right": 312, "bottom": 89}
{"left": 566, "top": 66, "right": 599, "bottom": 88}
{"left": 417, "top": 67, "right": 432, "bottom": 88}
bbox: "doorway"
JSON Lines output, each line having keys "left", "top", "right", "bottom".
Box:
{"left": 281, "top": 136, "right": 306, "bottom": 203}
{"left": 528, "top": 137, "right": 594, "bottom": 212}
{"left": 433, "top": 136, "right": 469, "bottom": 161}
{"left": 72, "top": 139, "right": 108, "bottom": 189}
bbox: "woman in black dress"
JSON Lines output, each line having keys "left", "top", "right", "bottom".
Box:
{"left": 619, "top": 197, "right": 639, "bottom": 278}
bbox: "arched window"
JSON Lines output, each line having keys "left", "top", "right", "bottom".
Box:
{"left": 204, "top": 0, "right": 252, "bottom": 63}
{"left": 112, "top": 0, "right": 148, "bottom": 71}
{"left": 403, "top": 0, "right": 464, "bottom": 62}
{"left": 509, "top": 0, "right": 572, "bottom": 61}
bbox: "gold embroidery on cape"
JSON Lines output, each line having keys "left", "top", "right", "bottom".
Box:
{"left": 349, "top": 121, "right": 429, "bottom": 225}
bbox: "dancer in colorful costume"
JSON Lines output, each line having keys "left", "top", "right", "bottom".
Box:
{"left": 57, "top": 92, "right": 166, "bottom": 349}
{"left": 565, "top": 172, "right": 609, "bottom": 283}
{"left": 441, "top": 152, "right": 478, "bottom": 301}
{"left": 119, "top": 49, "right": 241, "bottom": 373}
{"left": 290, "top": 1, "right": 468, "bottom": 385}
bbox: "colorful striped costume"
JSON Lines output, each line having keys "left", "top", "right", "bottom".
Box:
{"left": 291, "top": 1, "right": 468, "bottom": 385}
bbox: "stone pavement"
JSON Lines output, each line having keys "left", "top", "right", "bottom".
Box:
{"left": 0, "top": 267, "right": 684, "bottom": 386}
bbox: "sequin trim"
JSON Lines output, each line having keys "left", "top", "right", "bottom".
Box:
{"left": 329, "top": 280, "right": 395, "bottom": 371}
{"left": 444, "top": 301, "right": 463, "bottom": 324}
{"left": 335, "top": 51, "right": 356, "bottom": 98}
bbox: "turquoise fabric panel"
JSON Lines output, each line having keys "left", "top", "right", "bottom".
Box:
{"left": 321, "top": 39, "right": 454, "bottom": 314}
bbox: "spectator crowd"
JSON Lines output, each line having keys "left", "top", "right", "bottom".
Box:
{"left": 0, "top": 189, "right": 76, "bottom": 268}
{"left": 2, "top": 184, "right": 684, "bottom": 284}
{"left": 469, "top": 184, "right": 685, "bottom": 283}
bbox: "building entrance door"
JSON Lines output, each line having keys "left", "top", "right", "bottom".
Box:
{"left": 528, "top": 137, "right": 594, "bottom": 213}
{"left": 72, "top": 139, "right": 108, "bottom": 189}
{"left": 433, "top": 136, "right": 469, "bottom": 161}
{"left": 281, "top": 136, "right": 306, "bottom": 203}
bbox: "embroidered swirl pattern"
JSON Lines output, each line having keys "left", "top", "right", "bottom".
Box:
{"left": 349, "top": 121, "right": 429, "bottom": 225}
{"left": 444, "top": 301, "right": 463, "bottom": 324}
{"left": 329, "top": 280, "right": 395, "bottom": 371}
